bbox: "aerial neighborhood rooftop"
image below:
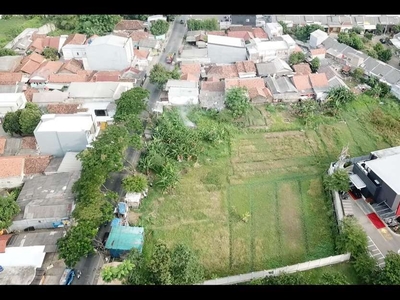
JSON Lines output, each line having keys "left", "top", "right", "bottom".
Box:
{"left": 1, "top": 14, "right": 400, "bottom": 286}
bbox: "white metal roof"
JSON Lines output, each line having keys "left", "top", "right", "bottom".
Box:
{"left": 371, "top": 146, "right": 400, "bottom": 158}
{"left": 35, "top": 114, "right": 94, "bottom": 132}
{"left": 207, "top": 34, "right": 245, "bottom": 47}
{"left": 89, "top": 34, "right": 129, "bottom": 47}
{"left": 32, "top": 91, "right": 69, "bottom": 104}
{"left": 391, "top": 38, "right": 400, "bottom": 50}
{"left": 349, "top": 174, "right": 366, "bottom": 189}
{"left": 0, "top": 246, "right": 45, "bottom": 267}
{"left": 67, "top": 82, "right": 133, "bottom": 99}
{"left": 365, "top": 153, "right": 400, "bottom": 195}
{"left": 311, "top": 29, "right": 328, "bottom": 39}
{"left": 57, "top": 152, "right": 82, "bottom": 173}
{"left": 0, "top": 266, "right": 36, "bottom": 285}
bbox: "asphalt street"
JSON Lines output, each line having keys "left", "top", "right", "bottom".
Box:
{"left": 72, "top": 18, "right": 187, "bottom": 285}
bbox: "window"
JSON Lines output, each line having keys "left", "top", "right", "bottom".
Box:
{"left": 246, "top": 19, "right": 250, "bottom": 22}
{"left": 94, "top": 109, "right": 107, "bottom": 117}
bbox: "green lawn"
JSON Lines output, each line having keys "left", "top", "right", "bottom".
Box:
{"left": 137, "top": 95, "right": 400, "bottom": 279}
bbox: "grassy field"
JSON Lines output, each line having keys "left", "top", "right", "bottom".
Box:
{"left": 0, "top": 16, "right": 48, "bottom": 47}
{"left": 136, "top": 94, "right": 400, "bottom": 279}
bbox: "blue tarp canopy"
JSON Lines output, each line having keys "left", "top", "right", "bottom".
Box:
{"left": 105, "top": 226, "right": 144, "bottom": 253}
{"left": 111, "top": 218, "right": 121, "bottom": 227}
{"left": 118, "top": 202, "right": 127, "bottom": 214}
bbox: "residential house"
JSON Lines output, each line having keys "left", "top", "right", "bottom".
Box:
{"left": 147, "top": 15, "right": 167, "bottom": 24}
{"left": 207, "top": 35, "right": 247, "bottom": 64}
{"left": 54, "top": 151, "right": 82, "bottom": 174}
{"left": 164, "top": 79, "right": 199, "bottom": 106}
{"left": 199, "top": 81, "right": 225, "bottom": 111}
{"left": 230, "top": 15, "right": 257, "bottom": 27}
{"left": 84, "top": 35, "right": 134, "bottom": 71}
{"left": 14, "top": 53, "right": 46, "bottom": 75}
{"left": 309, "top": 29, "right": 329, "bottom": 49}
{"left": 67, "top": 81, "right": 134, "bottom": 101}
{"left": 32, "top": 90, "right": 69, "bottom": 106}
{"left": 203, "top": 63, "right": 239, "bottom": 81}
{"left": 309, "top": 73, "right": 330, "bottom": 100}
{"left": 252, "top": 27, "right": 268, "bottom": 40}
{"left": 310, "top": 48, "right": 326, "bottom": 60}
{"left": 28, "top": 36, "right": 62, "bottom": 54}
{"left": 227, "top": 31, "right": 254, "bottom": 43}
{"left": 0, "top": 93, "right": 27, "bottom": 117}
{"left": 178, "top": 48, "right": 210, "bottom": 64}
{"left": 0, "top": 56, "right": 24, "bottom": 72}
{"left": 292, "top": 63, "right": 312, "bottom": 76}
{"left": 235, "top": 61, "right": 257, "bottom": 78}
{"left": 120, "top": 67, "right": 146, "bottom": 86}
{"left": 138, "top": 38, "right": 161, "bottom": 53}
{"left": 46, "top": 71, "right": 91, "bottom": 90}
{"left": 90, "top": 71, "right": 121, "bottom": 82}
{"left": 180, "top": 63, "right": 201, "bottom": 82}
{"left": 60, "top": 33, "right": 87, "bottom": 60}
{"left": 225, "top": 77, "right": 272, "bottom": 104}
{"left": 350, "top": 146, "right": 400, "bottom": 214}
{"left": 0, "top": 156, "right": 25, "bottom": 189}
{"left": 57, "top": 59, "right": 84, "bottom": 74}
{"left": 132, "top": 49, "right": 151, "bottom": 70}
{"left": 114, "top": 20, "right": 145, "bottom": 34}
{"left": 246, "top": 35, "right": 296, "bottom": 63}
{"left": 0, "top": 82, "right": 24, "bottom": 93}
{"left": 105, "top": 226, "right": 144, "bottom": 258}
{"left": 390, "top": 32, "right": 400, "bottom": 50}
{"left": 0, "top": 72, "right": 24, "bottom": 85}
{"left": 256, "top": 58, "right": 294, "bottom": 77}
{"left": 265, "top": 23, "right": 283, "bottom": 40}
{"left": 264, "top": 76, "right": 300, "bottom": 102}
{"left": 186, "top": 30, "right": 206, "bottom": 44}
{"left": 319, "top": 64, "right": 349, "bottom": 90}
{"left": 291, "top": 75, "right": 314, "bottom": 99}
{"left": 8, "top": 171, "right": 79, "bottom": 232}
{"left": 28, "top": 61, "right": 64, "bottom": 89}
{"left": 129, "top": 31, "right": 151, "bottom": 48}
{"left": 34, "top": 114, "right": 100, "bottom": 157}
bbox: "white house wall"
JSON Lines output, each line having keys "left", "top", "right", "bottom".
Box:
{"left": 86, "top": 44, "right": 132, "bottom": 71}
{"left": 62, "top": 45, "right": 87, "bottom": 60}
{"left": 0, "top": 176, "right": 24, "bottom": 190}
{"left": 208, "top": 44, "right": 247, "bottom": 64}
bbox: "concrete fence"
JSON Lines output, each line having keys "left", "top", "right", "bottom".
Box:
{"left": 202, "top": 253, "right": 351, "bottom": 285}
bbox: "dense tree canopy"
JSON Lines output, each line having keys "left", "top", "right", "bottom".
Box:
{"left": 150, "top": 20, "right": 169, "bottom": 36}
{"left": 2, "top": 103, "right": 42, "bottom": 136}
{"left": 186, "top": 18, "right": 219, "bottom": 31}
{"left": 0, "top": 190, "right": 20, "bottom": 230}
{"left": 225, "top": 87, "right": 251, "bottom": 118}
{"left": 149, "top": 64, "right": 180, "bottom": 89}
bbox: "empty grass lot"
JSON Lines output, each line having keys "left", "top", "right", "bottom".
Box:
{"left": 138, "top": 95, "right": 400, "bottom": 279}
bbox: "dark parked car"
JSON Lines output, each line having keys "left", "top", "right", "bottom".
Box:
{"left": 380, "top": 38, "right": 386, "bottom": 44}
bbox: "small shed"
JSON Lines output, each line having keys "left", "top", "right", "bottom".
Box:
{"left": 105, "top": 226, "right": 144, "bottom": 258}
{"left": 124, "top": 193, "right": 142, "bottom": 209}
{"left": 111, "top": 217, "right": 122, "bottom": 227}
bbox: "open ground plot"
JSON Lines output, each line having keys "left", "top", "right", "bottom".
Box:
{"left": 0, "top": 16, "right": 47, "bottom": 47}
{"left": 139, "top": 95, "right": 400, "bottom": 278}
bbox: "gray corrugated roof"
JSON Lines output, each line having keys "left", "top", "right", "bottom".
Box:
{"left": 138, "top": 38, "right": 158, "bottom": 48}
{"left": 265, "top": 76, "right": 298, "bottom": 94}
{"left": 384, "top": 69, "right": 400, "bottom": 85}
{"left": 370, "top": 62, "right": 393, "bottom": 77}
{"left": 7, "top": 229, "right": 65, "bottom": 252}
{"left": 199, "top": 90, "right": 225, "bottom": 110}
{"left": 363, "top": 57, "right": 380, "bottom": 72}
{"left": 321, "top": 37, "right": 337, "bottom": 49}
{"left": 256, "top": 59, "right": 293, "bottom": 76}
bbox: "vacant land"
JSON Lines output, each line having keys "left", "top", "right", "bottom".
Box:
{"left": 138, "top": 95, "right": 400, "bottom": 278}
{"left": 0, "top": 16, "right": 47, "bottom": 47}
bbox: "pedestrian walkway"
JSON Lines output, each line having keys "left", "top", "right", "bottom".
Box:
{"left": 367, "top": 236, "right": 385, "bottom": 268}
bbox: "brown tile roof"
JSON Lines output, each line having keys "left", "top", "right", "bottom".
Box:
{"left": 248, "top": 87, "right": 271, "bottom": 99}
{"left": 180, "top": 63, "right": 201, "bottom": 76}
{"left": 48, "top": 73, "right": 88, "bottom": 83}
{"left": 252, "top": 27, "right": 268, "bottom": 39}
{"left": 23, "top": 155, "right": 52, "bottom": 175}
{"left": 292, "top": 63, "right": 312, "bottom": 75}
{"left": 201, "top": 81, "right": 225, "bottom": 92}
{"left": 90, "top": 71, "right": 121, "bottom": 82}
{"left": 63, "top": 33, "right": 87, "bottom": 46}
{"left": 309, "top": 73, "right": 329, "bottom": 88}
{"left": 180, "top": 73, "right": 199, "bottom": 82}
{"left": 30, "top": 61, "right": 64, "bottom": 81}
{"left": 85, "top": 35, "right": 99, "bottom": 44}
{"left": 292, "top": 75, "right": 312, "bottom": 91}
{"left": 15, "top": 53, "right": 46, "bottom": 74}
{"left": 0, "top": 72, "right": 23, "bottom": 85}
{"left": 0, "top": 235, "right": 12, "bottom": 253}
{"left": 206, "top": 64, "right": 239, "bottom": 80}
{"left": 113, "top": 31, "right": 130, "bottom": 38}
{"left": 230, "top": 25, "right": 253, "bottom": 32}
{"left": 58, "top": 59, "right": 83, "bottom": 74}
{"left": 29, "top": 36, "right": 60, "bottom": 53}
{"left": 115, "top": 20, "right": 145, "bottom": 31}
{"left": 235, "top": 61, "right": 256, "bottom": 74}
{"left": 206, "top": 31, "right": 226, "bottom": 36}
{"left": 225, "top": 77, "right": 265, "bottom": 90}
{"left": 293, "top": 45, "right": 303, "bottom": 53}
{"left": 24, "top": 87, "right": 39, "bottom": 102}
{"left": 46, "top": 103, "right": 80, "bottom": 114}
{"left": 134, "top": 49, "right": 149, "bottom": 60}
{"left": 0, "top": 156, "right": 25, "bottom": 178}
{"left": 130, "top": 31, "right": 150, "bottom": 42}
{"left": 0, "top": 137, "right": 6, "bottom": 155}
{"left": 310, "top": 48, "right": 326, "bottom": 56}
{"left": 21, "top": 137, "right": 37, "bottom": 150}
{"left": 227, "top": 31, "right": 254, "bottom": 41}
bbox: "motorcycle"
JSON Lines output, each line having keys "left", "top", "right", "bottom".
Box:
{"left": 76, "top": 270, "right": 82, "bottom": 279}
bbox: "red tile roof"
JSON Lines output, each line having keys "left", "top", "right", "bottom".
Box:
{"left": 30, "top": 61, "right": 63, "bottom": 81}
{"left": 134, "top": 49, "right": 149, "bottom": 60}
{"left": 47, "top": 103, "right": 80, "bottom": 114}
{"left": 58, "top": 59, "right": 83, "bottom": 74}
{"left": 21, "top": 137, "right": 37, "bottom": 150}
{"left": 252, "top": 27, "right": 268, "bottom": 39}
{"left": 206, "top": 31, "right": 226, "bottom": 36}
{"left": 230, "top": 25, "right": 253, "bottom": 32}
{"left": 293, "top": 45, "right": 303, "bottom": 53}
{"left": 235, "top": 61, "right": 256, "bottom": 74}
{"left": 180, "top": 63, "right": 201, "bottom": 76}
{"left": 90, "top": 71, "right": 121, "bottom": 82}
{"left": 130, "top": 31, "right": 150, "bottom": 41}
{"left": 309, "top": 73, "right": 329, "bottom": 88}
{"left": 115, "top": 20, "right": 145, "bottom": 31}
{"left": 310, "top": 48, "right": 326, "bottom": 56}
{"left": 0, "top": 156, "right": 25, "bottom": 178}
{"left": 227, "top": 31, "right": 254, "bottom": 41}
{"left": 206, "top": 64, "right": 239, "bottom": 80}
{"left": 48, "top": 73, "right": 89, "bottom": 83}
{"left": 180, "top": 73, "right": 199, "bottom": 82}
{"left": 0, "top": 235, "right": 12, "bottom": 253}
{"left": 23, "top": 155, "right": 52, "bottom": 175}
{"left": 29, "top": 36, "right": 60, "bottom": 53}
{"left": 0, "top": 72, "right": 23, "bottom": 85}
{"left": 201, "top": 81, "right": 225, "bottom": 92}
{"left": 292, "top": 63, "right": 312, "bottom": 75}
{"left": 292, "top": 75, "right": 312, "bottom": 91}
{"left": 0, "top": 137, "right": 6, "bottom": 155}
{"left": 63, "top": 33, "right": 87, "bottom": 46}
{"left": 225, "top": 77, "right": 265, "bottom": 90}
{"left": 15, "top": 53, "right": 46, "bottom": 74}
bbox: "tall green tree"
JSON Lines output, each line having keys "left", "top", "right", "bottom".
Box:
{"left": 101, "top": 260, "right": 135, "bottom": 283}
{"left": 225, "top": 87, "right": 251, "bottom": 118}
{"left": 170, "top": 244, "right": 205, "bottom": 284}
{"left": 19, "top": 103, "right": 43, "bottom": 135}
{"left": 122, "top": 174, "right": 148, "bottom": 193}
{"left": 293, "top": 24, "right": 325, "bottom": 42}
{"left": 289, "top": 52, "right": 306, "bottom": 65}
{"left": 150, "top": 19, "right": 169, "bottom": 36}
{"left": 149, "top": 63, "right": 179, "bottom": 89}
{"left": 51, "top": 15, "right": 79, "bottom": 31}
{"left": 148, "top": 243, "right": 173, "bottom": 285}
{"left": 378, "top": 251, "right": 400, "bottom": 285}
{"left": 42, "top": 47, "right": 58, "bottom": 61}
{"left": 57, "top": 222, "right": 98, "bottom": 268}
{"left": 336, "top": 217, "right": 369, "bottom": 258}
{"left": 323, "top": 169, "right": 350, "bottom": 192}
{"left": 310, "top": 57, "right": 320, "bottom": 73}
{"left": 114, "top": 87, "right": 149, "bottom": 121}
{"left": 0, "top": 191, "right": 20, "bottom": 230}
{"left": 2, "top": 110, "right": 22, "bottom": 136}
{"left": 76, "top": 15, "right": 122, "bottom": 36}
